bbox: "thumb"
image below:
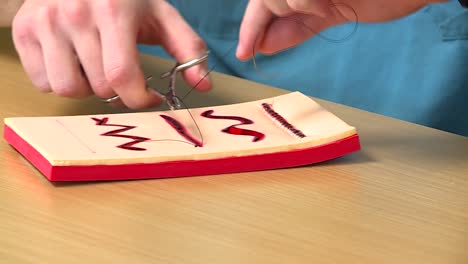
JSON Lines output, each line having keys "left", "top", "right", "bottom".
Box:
{"left": 237, "top": 0, "right": 273, "bottom": 61}
{"left": 152, "top": 1, "right": 211, "bottom": 91}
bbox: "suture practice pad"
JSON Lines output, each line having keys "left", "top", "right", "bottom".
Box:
{"left": 4, "top": 92, "right": 360, "bottom": 181}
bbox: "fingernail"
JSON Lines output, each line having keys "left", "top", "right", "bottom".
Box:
{"left": 236, "top": 44, "right": 244, "bottom": 58}
{"left": 236, "top": 45, "right": 254, "bottom": 61}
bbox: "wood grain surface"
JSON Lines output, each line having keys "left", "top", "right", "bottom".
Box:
{"left": 1, "top": 28, "right": 467, "bottom": 264}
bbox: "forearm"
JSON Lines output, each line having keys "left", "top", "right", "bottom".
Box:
{"left": 0, "top": 0, "right": 24, "bottom": 27}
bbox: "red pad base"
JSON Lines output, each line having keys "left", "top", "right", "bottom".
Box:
{"left": 4, "top": 125, "right": 360, "bottom": 182}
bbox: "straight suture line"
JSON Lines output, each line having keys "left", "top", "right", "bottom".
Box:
{"left": 56, "top": 119, "right": 96, "bottom": 154}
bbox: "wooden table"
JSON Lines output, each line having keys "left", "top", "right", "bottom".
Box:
{"left": 1, "top": 28, "right": 467, "bottom": 264}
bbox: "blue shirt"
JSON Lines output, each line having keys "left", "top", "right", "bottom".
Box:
{"left": 139, "top": 0, "right": 468, "bottom": 136}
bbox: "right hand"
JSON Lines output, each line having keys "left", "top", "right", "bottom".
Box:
{"left": 12, "top": 0, "right": 211, "bottom": 109}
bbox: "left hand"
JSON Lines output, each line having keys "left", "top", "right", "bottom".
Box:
{"left": 236, "top": 0, "right": 438, "bottom": 60}
{"left": 236, "top": 0, "right": 347, "bottom": 60}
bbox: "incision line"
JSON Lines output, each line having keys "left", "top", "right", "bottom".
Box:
{"left": 55, "top": 119, "right": 97, "bottom": 154}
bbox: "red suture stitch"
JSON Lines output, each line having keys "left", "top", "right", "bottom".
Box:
{"left": 92, "top": 117, "right": 150, "bottom": 151}
{"left": 160, "top": 115, "right": 203, "bottom": 147}
{"left": 261, "top": 103, "right": 306, "bottom": 138}
{"left": 200, "top": 110, "right": 265, "bottom": 142}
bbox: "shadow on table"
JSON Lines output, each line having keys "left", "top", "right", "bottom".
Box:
{"left": 365, "top": 132, "right": 468, "bottom": 163}
{"left": 315, "top": 150, "right": 375, "bottom": 167}
{"left": 0, "top": 28, "right": 18, "bottom": 59}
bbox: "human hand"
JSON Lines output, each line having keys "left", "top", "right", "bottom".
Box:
{"left": 236, "top": 0, "right": 348, "bottom": 60}
{"left": 237, "top": 0, "right": 438, "bottom": 60}
{"left": 12, "top": 0, "right": 211, "bottom": 109}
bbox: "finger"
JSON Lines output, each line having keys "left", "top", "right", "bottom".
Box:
{"left": 97, "top": 2, "right": 162, "bottom": 109}
{"left": 59, "top": 1, "right": 114, "bottom": 99}
{"left": 153, "top": 1, "right": 211, "bottom": 92}
{"left": 41, "top": 36, "right": 92, "bottom": 98}
{"left": 13, "top": 33, "right": 50, "bottom": 93}
{"left": 37, "top": 6, "right": 92, "bottom": 98}
{"left": 263, "top": 0, "right": 294, "bottom": 16}
{"left": 12, "top": 11, "right": 50, "bottom": 92}
{"left": 286, "top": 0, "right": 332, "bottom": 18}
{"left": 237, "top": 0, "right": 273, "bottom": 61}
{"left": 70, "top": 29, "right": 114, "bottom": 99}
{"left": 259, "top": 11, "right": 343, "bottom": 54}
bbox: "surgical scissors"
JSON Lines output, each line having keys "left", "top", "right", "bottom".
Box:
{"left": 101, "top": 51, "right": 210, "bottom": 111}
{"left": 160, "top": 51, "right": 210, "bottom": 110}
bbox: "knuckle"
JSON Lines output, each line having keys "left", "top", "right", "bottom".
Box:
{"left": 31, "top": 5, "right": 60, "bottom": 35}
{"left": 13, "top": 5, "right": 59, "bottom": 41}
{"left": 12, "top": 14, "right": 35, "bottom": 43}
{"left": 61, "top": 1, "right": 89, "bottom": 28}
{"left": 99, "top": 0, "right": 121, "bottom": 16}
{"left": 168, "top": 37, "right": 207, "bottom": 62}
{"left": 105, "top": 64, "right": 132, "bottom": 87}
{"left": 37, "top": 5, "right": 58, "bottom": 27}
